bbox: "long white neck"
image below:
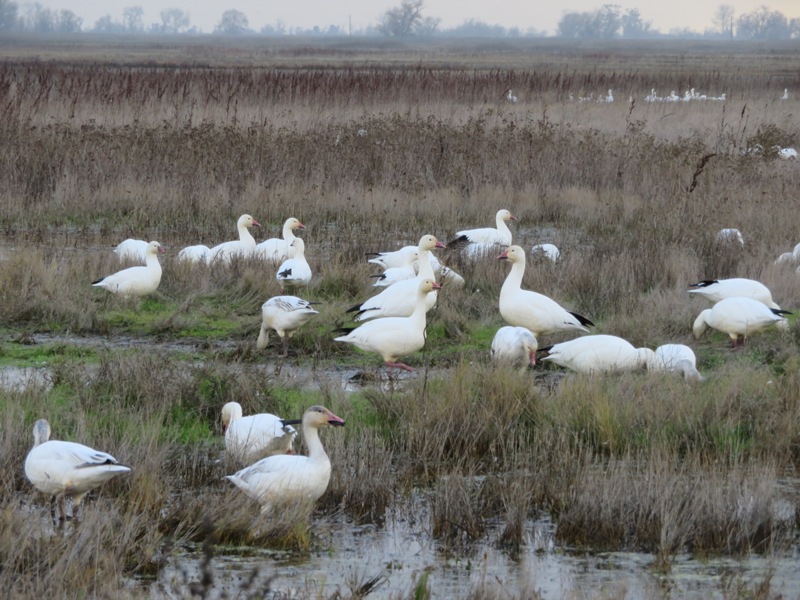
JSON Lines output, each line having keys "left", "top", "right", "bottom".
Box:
{"left": 496, "top": 214, "right": 510, "bottom": 235}
{"left": 282, "top": 223, "right": 297, "bottom": 242}
{"left": 500, "top": 259, "right": 525, "bottom": 298}
{"left": 417, "top": 249, "right": 435, "bottom": 280}
{"left": 293, "top": 243, "right": 306, "bottom": 260}
{"left": 409, "top": 289, "right": 431, "bottom": 329}
{"left": 303, "top": 425, "right": 328, "bottom": 462}
{"left": 238, "top": 224, "right": 255, "bottom": 248}
{"left": 145, "top": 251, "right": 162, "bottom": 272}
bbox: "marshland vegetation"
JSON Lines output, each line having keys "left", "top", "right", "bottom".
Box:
{"left": 1, "top": 36, "right": 800, "bottom": 598}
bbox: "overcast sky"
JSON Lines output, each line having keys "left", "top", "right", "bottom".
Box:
{"left": 26, "top": 0, "right": 800, "bottom": 34}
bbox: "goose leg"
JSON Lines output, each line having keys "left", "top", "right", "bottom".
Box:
{"left": 281, "top": 336, "right": 289, "bottom": 358}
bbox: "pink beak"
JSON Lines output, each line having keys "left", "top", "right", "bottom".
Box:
{"left": 497, "top": 250, "right": 509, "bottom": 260}
{"left": 252, "top": 219, "right": 261, "bottom": 227}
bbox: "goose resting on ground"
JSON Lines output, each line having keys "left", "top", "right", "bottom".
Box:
{"left": 491, "top": 326, "right": 538, "bottom": 368}
{"left": 539, "top": 334, "right": 652, "bottom": 374}
{"left": 221, "top": 402, "right": 301, "bottom": 466}
{"left": 207, "top": 214, "right": 261, "bottom": 264}
{"left": 24, "top": 419, "right": 131, "bottom": 520}
{"left": 177, "top": 244, "right": 211, "bottom": 263}
{"left": 255, "top": 217, "right": 305, "bottom": 263}
{"left": 693, "top": 297, "right": 790, "bottom": 348}
{"left": 370, "top": 250, "right": 418, "bottom": 287}
{"left": 113, "top": 238, "right": 149, "bottom": 262}
{"left": 92, "top": 240, "right": 165, "bottom": 298}
{"left": 276, "top": 238, "right": 312, "bottom": 290}
{"left": 257, "top": 295, "right": 319, "bottom": 357}
{"left": 497, "top": 245, "right": 594, "bottom": 337}
{"left": 688, "top": 278, "right": 781, "bottom": 309}
{"left": 448, "top": 209, "right": 517, "bottom": 256}
{"left": 226, "top": 405, "right": 345, "bottom": 513}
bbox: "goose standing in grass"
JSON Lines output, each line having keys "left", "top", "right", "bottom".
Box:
{"left": 255, "top": 217, "right": 305, "bottom": 263}
{"left": 276, "top": 238, "right": 312, "bottom": 290}
{"left": 693, "top": 297, "right": 790, "bottom": 349}
{"left": 491, "top": 326, "right": 538, "bottom": 369}
{"left": 221, "top": 402, "right": 301, "bottom": 466}
{"left": 539, "top": 334, "right": 652, "bottom": 374}
{"left": 648, "top": 344, "right": 704, "bottom": 381}
{"left": 449, "top": 209, "right": 517, "bottom": 256}
{"left": 688, "top": 278, "right": 782, "bottom": 309}
{"left": 257, "top": 295, "right": 319, "bottom": 357}
{"left": 336, "top": 279, "right": 440, "bottom": 377}
{"left": 24, "top": 419, "right": 131, "bottom": 520}
{"left": 781, "top": 88, "right": 789, "bottom": 101}
{"left": 113, "top": 238, "right": 149, "bottom": 262}
{"left": 92, "top": 240, "right": 165, "bottom": 298}
{"left": 226, "top": 405, "right": 345, "bottom": 514}
{"left": 505, "top": 89, "right": 518, "bottom": 103}
{"left": 349, "top": 235, "right": 445, "bottom": 322}
{"left": 207, "top": 214, "right": 261, "bottom": 264}
{"left": 370, "top": 250, "right": 418, "bottom": 287}
{"left": 497, "top": 245, "right": 594, "bottom": 338}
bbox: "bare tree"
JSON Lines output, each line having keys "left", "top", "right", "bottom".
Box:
{"left": 215, "top": 9, "right": 248, "bottom": 34}
{"left": 56, "top": 9, "right": 82, "bottom": 33}
{"left": 736, "top": 6, "right": 790, "bottom": 40}
{"left": 122, "top": 5, "right": 144, "bottom": 33}
{"left": 378, "top": 0, "right": 425, "bottom": 36}
{"left": 0, "top": 0, "right": 18, "bottom": 30}
{"left": 160, "top": 7, "right": 189, "bottom": 33}
{"left": 713, "top": 4, "right": 735, "bottom": 38}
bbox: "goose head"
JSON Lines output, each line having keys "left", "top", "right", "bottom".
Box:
{"left": 418, "top": 279, "right": 442, "bottom": 295}
{"left": 221, "top": 402, "right": 244, "bottom": 433}
{"left": 497, "top": 245, "right": 525, "bottom": 264}
{"left": 303, "top": 405, "right": 345, "bottom": 429}
{"left": 146, "top": 241, "right": 167, "bottom": 255}
{"left": 497, "top": 209, "right": 518, "bottom": 223}
{"left": 417, "top": 235, "right": 446, "bottom": 252}
{"left": 239, "top": 214, "right": 261, "bottom": 229}
{"left": 31, "top": 418, "right": 51, "bottom": 446}
{"left": 290, "top": 237, "right": 306, "bottom": 256}
{"left": 285, "top": 217, "right": 305, "bottom": 231}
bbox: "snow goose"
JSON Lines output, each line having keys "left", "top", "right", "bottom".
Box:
{"left": 336, "top": 279, "right": 440, "bottom": 377}
{"left": 207, "top": 214, "right": 261, "bottom": 264}
{"left": 449, "top": 209, "right": 517, "bottom": 252}
{"left": 539, "top": 334, "right": 652, "bottom": 374}
{"left": 348, "top": 235, "right": 445, "bottom": 322}
{"left": 491, "top": 326, "right": 538, "bottom": 369}
{"left": 439, "top": 265, "right": 466, "bottom": 288}
{"left": 497, "top": 245, "right": 594, "bottom": 337}
{"left": 92, "top": 240, "right": 165, "bottom": 298}
{"left": 367, "top": 244, "right": 444, "bottom": 274}
{"left": 781, "top": 88, "right": 789, "bottom": 101}
{"left": 221, "top": 402, "right": 301, "bottom": 466}
{"left": 177, "top": 244, "right": 211, "bottom": 263}
{"left": 257, "top": 295, "right": 319, "bottom": 357}
{"left": 693, "top": 297, "right": 790, "bottom": 348}
{"left": 276, "top": 238, "right": 312, "bottom": 290}
{"left": 113, "top": 238, "right": 149, "bottom": 262}
{"left": 531, "top": 243, "right": 560, "bottom": 262}
{"left": 505, "top": 89, "right": 518, "bottom": 103}
{"left": 24, "top": 419, "right": 131, "bottom": 520}
{"left": 370, "top": 250, "right": 418, "bottom": 287}
{"left": 226, "top": 405, "right": 345, "bottom": 514}
{"left": 255, "top": 217, "right": 305, "bottom": 263}
{"left": 648, "top": 344, "right": 704, "bottom": 381}
{"left": 688, "top": 278, "right": 781, "bottom": 310}
{"left": 716, "top": 228, "right": 744, "bottom": 246}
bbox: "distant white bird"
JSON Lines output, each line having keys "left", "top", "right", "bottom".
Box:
{"left": 497, "top": 245, "right": 594, "bottom": 337}
{"left": 438, "top": 265, "right": 466, "bottom": 288}
{"left": 601, "top": 89, "right": 613, "bottom": 103}
{"left": 491, "top": 326, "right": 538, "bottom": 369}
{"left": 92, "top": 241, "right": 165, "bottom": 298}
{"left": 336, "top": 279, "right": 440, "bottom": 376}
{"left": 778, "top": 148, "right": 797, "bottom": 160}
{"left": 221, "top": 402, "right": 300, "bottom": 466}
{"left": 781, "top": 88, "right": 789, "bottom": 101}
{"left": 449, "top": 209, "right": 517, "bottom": 251}
{"left": 540, "top": 334, "right": 652, "bottom": 375}
{"left": 257, "top": 295, "right": 319, "bottom": 357}
{"left": 24, "top": 419, "right": 131, "bottom": 520}
{"left": 226, "top": 405, "right": 345, "bottom": 514}
{"left": 370, "top": 250, "right": 418, "bottom": 287}
{"left": 648, "top": 344, "right": 704, "bottom": 381}
{"left": 207, "top": 214, "right": 261, "bottom": 264}
{"left": 505, "top": 89, "right": 518, "bottom": 103}
{"left": 255, "top": 217, "right": 305, "bottom": 263}
{"left": 688, "top": 278, "right": 781, "bottom": 310}
{"left": 693, "top": 297, "right": 790, "bottom": 348}
{"left": 531, "top": 243, "right": 560, "bottom": 262}
{"left": 113, "top": 238, "right": 149, "bottom": 262}
{"left": 276, "top": 238, "right": 312, "bottom": 290}
{"left": 716, "top": 228, "right": 744, "bottom": 246}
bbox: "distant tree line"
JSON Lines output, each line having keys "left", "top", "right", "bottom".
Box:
{"left": 0, "top": 0, "right": 796, "bottom": 40}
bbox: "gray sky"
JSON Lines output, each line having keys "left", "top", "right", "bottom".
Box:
{"left": 28, "top": 0, "right": 800, "bottom": 34}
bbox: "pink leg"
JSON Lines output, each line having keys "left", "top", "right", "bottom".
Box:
{"left": 386, "top": 361, "right": 414, "bottom": 373}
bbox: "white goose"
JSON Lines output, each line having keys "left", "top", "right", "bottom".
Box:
{"left": 24, "top": 419, "right": 131, "bottom": 520}
{"left": 255, "top": 217, "right": 305, "bottom": 263}
{"left": 491, "top": 326, "right": 538, "bottom": 369}
{"left": 716, "top": 228, "right": 744, "bottom": 246}
{"left": 370, "top": 250, "right": 418, "bottom": 287}
{"left": 531, "top": 243, "right": 560, "bottom": 262}
{"left": 540, "top": 334, "right": 652, "bottom": 374}
{"left": 177, "top": 244, "right": 211, "bottom": 263}
{"left": 226, "top": 405, "right": 345, "bottom": 513}
{"left": 336, "top": 279, "right": 440, "bottom": 376}
{"left": 257, "top": 295, "right": 319, "bottom": 357}
{"left": 276, "top": 238, "right": 312, "bottom": 290}
{"left": 688, "top": 278, "right": 781, "bottom": 309}
{"left": 221, "top": 402, "right": 301, "bottom": 466}
{"left": 693, "top": 297, "right": 789, "bottom": 349}
{"left": 449, "top": 209, "right": 517, "bottom": 251}
{"left": 348, "top": 235, "right": 444, "bottom": 322}
{"left": 207, "top": 214, "right": 261, "bottom": 264}
{"left": 497, "top": 245, "right": 594, "bottom": 337}
{"left": 113, "top": 238, "right": 149, "bottom": 262}
{"left": 92, "top": 240, "right": 165, "bottom": 298}
{"left": 648, "top": 344, "right": 704, "bottom": 381}
{"left": 367, "top": 244, "right": 444, "bottom": 275}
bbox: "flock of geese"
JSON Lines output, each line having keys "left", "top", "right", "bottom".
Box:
{"left": 25, "top": 208, "right": 795, "bottom": 517}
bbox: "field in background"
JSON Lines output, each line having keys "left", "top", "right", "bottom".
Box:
{"left": 0, "top": 37, "right": 799, "bottom": 598}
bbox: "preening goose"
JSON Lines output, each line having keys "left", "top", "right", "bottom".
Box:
{"left": 648, "top": 344, "right": 704, "bottom": 381}
{"left": 207, "top": 214, "right": 261, "bottom": 264}
{"left": 113, "top": 238, "right": 149, "bottom": 262}
{"left": 221, "top": 402, "right": 301, "bottom": 466}
{"left": 491, "top": 326, "right": 538, "bottom": 368}
{"left": 693, "top": 297, "right": 790, "bottom": 348}
{"left": 177, "top": 244, "right": 211, "bottom": 263}
{"left": 24, "top": 419, "right": 131, "bottom": 520}
{"left": 349, "top": 235, "right": 445, "bottom": 322}
{"left": 336, "top": 279, "right": 440, "bottom": 376}
{"left": 539, "top": 334, "right": 652, "bottom": 374}
{"left": 497, "top": 245, "right": 594, "bottom": 337}
{"left": 226, "top": 405, "right": 345, "bottom": 513}
{"left": 370, "top": 250, "right": 418, "bottom": 287}
{"left": 255, "top": 217, "right": 305, "bottom": 263}
{"left": 92, "top": 240, "right": 165, "bottom": 298}
{"left": 257, "top": 295, "right": 319, "bottom": 357}
{"left": 688, "top": 278, "right": 781, "bottom": 309}
{"left": 449, "top": 209, "right": 517, "bottom": 250}
{"left": 276, "top": 238, "right": 312, "bottom": 290}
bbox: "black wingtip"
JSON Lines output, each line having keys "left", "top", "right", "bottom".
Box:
{"left": 345, "top": 303, "right": 362, "bottom": 314}
{"left": 569, "top": 312, "right": 595, "bottom": 328}
{"left": 689, "top": 279, "right": 718, "bottom": 289}
{"left": 446, "top": 235, "right": 470, "bottom": 249}
{"left": 368, "top": 274, "right": 384, "bottom": 280}
{"left": 91, "top": 277, "right": 104, "bottom": 285}
{"left": 772, "top": 309, "right": 793, "bottom": 317}
{"left": 278, "top": 268, "right": 292, "bottom": 278}
{"left": 538, "top": 345, "right": 553, "bottom": 354}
